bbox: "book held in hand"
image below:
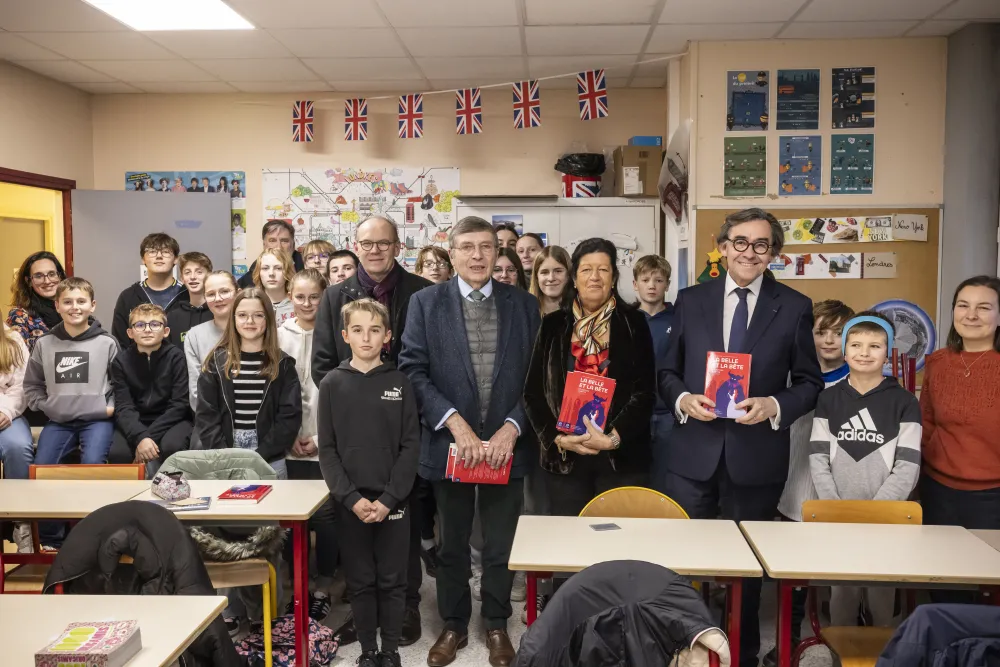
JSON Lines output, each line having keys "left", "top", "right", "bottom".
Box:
{"left": 705, "top": 351, "right": 752, "bottom": 418}
{"left": 218, "top": 484, "right": 273, "bottom": 504}
{"left": 557, "top": 372, "right": 616, "bottom": 435}
{"left": 145, "top": 496, "right": 212, "bottom": 512}
{"left": 35, "top": 620, "right": 142, "bottom": 667}
{"left": 445, "top": 443, "right": 512, "bottom": 484}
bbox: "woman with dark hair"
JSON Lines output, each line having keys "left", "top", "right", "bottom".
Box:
{"left": 6, "top": 251, "right": 68, "bottom": 352}
{"left": 217, "top": 176, "right": 229, "bottom": 194}
{"left": 920, "top": 275, "right": 1000, "bottom": 532}
{"left": 524, "top": 238, "right": 656, "bottom": 516}
{"left": 493, "top": 247, "right": 528, "bottom": 290}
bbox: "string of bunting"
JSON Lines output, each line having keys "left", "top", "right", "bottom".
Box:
{"left": 290, "top": 51, "right": 685, "bottom": 142}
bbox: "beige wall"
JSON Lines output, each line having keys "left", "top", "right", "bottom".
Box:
{"left": 0, "top": 61, "right": 94, "bottom": 188}
{"left": 91, "top": 87, "right": 667, "bottom": 258}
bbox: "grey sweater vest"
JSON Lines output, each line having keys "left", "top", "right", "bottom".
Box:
{"left": 461, "top": 294, "right": 498, "bottom": 425}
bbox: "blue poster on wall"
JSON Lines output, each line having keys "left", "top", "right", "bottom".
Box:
{"left": 776, "top": 69, "right": 820, "bottom": 130}
{"left": 778, "top": 136, "right": 822, "bottom": 196}
{"left": 726, "top": 70, "right": 769, "bottom": 131}
{"left": 829, "top": 135, "right": 875, "bottom": 195}
{"left": 832, "top": 67, "right": 875, "bottom": 129}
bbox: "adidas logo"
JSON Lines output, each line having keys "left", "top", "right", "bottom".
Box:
{"left": 836, "top": 407, "right": 884, "bottom": 444}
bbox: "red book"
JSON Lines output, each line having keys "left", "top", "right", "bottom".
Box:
{"left": 704, "top": 352, "right": 752, "bottom": 419}
{"left": 556, "top": 372, "right": 616, "bottom": 435}
{"left": 218, "top": 484, "right": 273, "bottom": 504}
{"left": 445, "top": 443, "right": 512, "bottom": 484}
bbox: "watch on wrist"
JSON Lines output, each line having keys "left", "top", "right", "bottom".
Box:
{"left": 609, "top": 432, "right": 621, "bottom": 450}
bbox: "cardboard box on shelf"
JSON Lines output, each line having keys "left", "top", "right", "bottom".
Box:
{"left": 612, "top": 146, "right": 663, "bottom": 197}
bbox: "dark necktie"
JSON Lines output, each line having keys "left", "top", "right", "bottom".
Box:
{"left": 728, "top": 287, "right": 750, "bottom": 353}
{"left": 469, "top": 290, "right": 486, "bottom": 302}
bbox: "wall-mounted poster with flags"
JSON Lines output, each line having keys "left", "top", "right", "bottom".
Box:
{"left": 398, "top": 94, "right": 424, "bottom": 139}
{"left": 345, "top": 98, "right": 367, "bottom": 141}
{"left": 456, "top": 88, "right": 482, "bottom": 135}
{"left": 513, "top": 80, "right": 541, "bottom": 129}
{"left": 292, "top": 100, "right": 314, "bottom": 142}
{"left": 577, "top": 69, "right": 608, "bottom": 121}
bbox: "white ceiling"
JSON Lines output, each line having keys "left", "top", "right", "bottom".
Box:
{"left": 0, "top": 0, "right": 996, "bottom": 94}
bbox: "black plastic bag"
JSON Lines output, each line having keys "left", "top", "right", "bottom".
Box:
{"left": 554, "top": 153, "right": 606, "bottom": 178}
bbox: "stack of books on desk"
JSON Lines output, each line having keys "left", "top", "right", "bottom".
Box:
{"left": 35, "top": 620, "right": 141, "bottom": 667}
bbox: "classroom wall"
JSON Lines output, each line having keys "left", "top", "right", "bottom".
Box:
{"left": 0, "top": 62, "right": 94, "bottom": 188}
{"left": 90, "top": 87, "right": 667, "bottom": 259}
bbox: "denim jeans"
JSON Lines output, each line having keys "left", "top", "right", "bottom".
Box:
{"left": 0, "top": 416, "right": 34, "bottom": 479}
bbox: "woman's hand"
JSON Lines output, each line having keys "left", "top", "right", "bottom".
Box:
{"left": 555, "top": 417, "right": 615, "bottom": 454}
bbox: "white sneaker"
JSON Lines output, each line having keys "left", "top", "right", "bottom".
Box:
{"left": 471, "top": 567, "right": 482, "bottom": 601}
{"left": 511, "top": 571, "right": 526, "bottom": 602}
{"left": 13, "top": 523, "right": 33, "bottom": 553}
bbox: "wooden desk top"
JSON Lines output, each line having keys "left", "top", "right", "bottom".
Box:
{"left": 0, "top": 480, "right": 151, "bottom": 519}
{"left": 972, "top": 529, "right": 1000, "bottom": 553}
{"left": 741, "top": 521, "right": 1000, "bottom": 585}
{"left": 0, "top": 594, "right": 227, "bottom": 667}
{"left": 128, "top": 479, "right": 330, "bottom": 521}
{"left": 508, "top": 515, "right": 763, "bottom": 578}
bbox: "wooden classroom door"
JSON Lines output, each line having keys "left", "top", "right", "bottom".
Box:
{"left": 0, "top": 217, "right": 45, "bottom": 313}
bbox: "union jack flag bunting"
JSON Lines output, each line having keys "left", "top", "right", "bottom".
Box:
{"left": 577, "top": 70, "right": 608, "bottom": 121}
{"left": 292, "top": 100, "right": 314, "bottom": 142}
{"left": 513, "top": 80, "right": 540, "bottom": 129}
{"left": 344, "top": 98, "right": 367, "bottom": 141}
{"left": 398, "top": 94, "right": 423, "bottom": 139}
{"left": 455, "top": 88, "right": 482, "bottom": 135}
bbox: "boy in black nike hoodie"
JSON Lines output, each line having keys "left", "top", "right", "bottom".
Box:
{"left": 318, "top": 298, "right": 419, "bottom": 667}
{"left": 809, "top": 311, "right": 921, "bottom": 629}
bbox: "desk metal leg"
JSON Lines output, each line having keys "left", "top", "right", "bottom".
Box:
{"left": 777, "top": 581, "right": 795, "bottom": 667}
{"left": 526, "top": 572, "right": 537, "bottom": 626}
{"left": 285, "top": 520, "right": 309, "bottom": 666}
{"left": 722, "top": 578, "right": 742, "bottom": 663}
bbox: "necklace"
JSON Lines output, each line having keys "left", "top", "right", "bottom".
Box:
{"left": 960, "top": 351, "right": 989, "bottom": 378}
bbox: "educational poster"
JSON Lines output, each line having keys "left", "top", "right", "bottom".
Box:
{"left": 125, "top": 170, "right": 247, "bottom": 270}
{"left": 832, "top": 67, "right": 875, "bottom": 129}
{"left": 261, "top": 167, "right": 460, "bottom": 270}
{"left": 830, "top": 134, "right": 874, "bottom": 194}
{"left": 780, "top": 217, "right": 861, "bottom": 244}
{"left": 768, "top": 252, "right": 861, "bottom": 279}
{"left": 776, "top": 69, "right": 820, "bottom": 130}
{"left": 726, "top": 70, "right": 769, "bottom": 131}
{"left": 723, "top": 136, "right": 766, "bottom": 197}
{"left": 778, "top": 135, "right": 822, "bottom": 196}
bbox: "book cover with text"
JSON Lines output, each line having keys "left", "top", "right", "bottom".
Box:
{"left": 446, "top": 443, "right": 512, "bottom": 484}
{"left": 704, "top": 352, "right": 752, "bottom": 418}
{"left": 557, "top": 372, "right": 617, "bottom": 435}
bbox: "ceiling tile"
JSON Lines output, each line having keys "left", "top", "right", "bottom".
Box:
{"left": 526, "top": 0, "right": 660, "bottom": 25}
{"left": 528, "top": 54, "right": 637, "bottom": 78}
{"left": 525, "top": 26, "right": 651, "bottom": 56}
{"left": 630, "top": 76, "right": 667, "bottom": 88}
{"left": 82, "top": 59, "right": 217, "bottom": 82}
{"left": 396, "top": 27, "right": 522, "bottom": 57}
{"left": 223, "top": 0, "right": 387, "bottom": 28}
{"left": 647, "top": 23, "right": 783, "bottom": 51}
{"left": 0, "top": 0, "right": 129, "bottom": 31}
{"left": 71, "top": 81, "right": 143, "bottom": 93}
{"left": 230, "top": 81, "right": 334, "bottom": 93}
{"left": 376, "top": 0, "right": 519, "bottom": 27}
{"left": 779, "top": 21, "right": 918, "bottom": 39}
{"left": 270, "top": 28, "right": 405, "bottom": 58}
{"left": 192, "top": 58, "right": 321, "bottom": 82}
{"left": 428, "top": 79, "right": 515, "bottom": 91}
{"left": 659, "top": 0, "right": 806, "bottom": 24}
{"left": 132, "top": 82, "right": 240, "bottom": 94}
{"left": 13, "top": 59, "right": 115, "bottom": 82}
{"left": 541, "top": 75, "right": 629, "bottom": 89}
{"left": 328, "top": 79, "right": 428, "bottom": 92}
{"left": 304, "top": 57, "right": 423, "bottom": 80}
{"left": 18, "top": 32, "right": 175, "bottom": 60}
{"left": 797, "top": 0, "right": 952, "bottom": 21}
{"left": 0, "top": 32, "right": 63, "bottom": 60}
{"left": 936, "top": 0, "right": 1000, "bottom": 20}
{"left": 415, "top": 56, "right": 526, "bottom": 79}
{"left": 906, "top": 20, "right": 969, "bottom": 36}
{"left": 144, "top": 30, "right": 293, "bottom": 59}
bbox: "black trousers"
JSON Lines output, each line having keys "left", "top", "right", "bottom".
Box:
{"left": 405, "top": 474, "right": 436, "bottom": 609}
{"left": 664, "top": 459, "right": 784, "bottom": 667}
{"left": 108, "top": 421, "right": 192, "bottom": 471}
{"left": 336, "top": 501, "right": 410, "bottom": 653}
{"left": 433, "top": 478, "right": 523, "bottom": 633}
{"left": 285, "top": 460, "right": 338, "bottom": 582}
{"left": 545, "top": 454, "right": 649, "bottom": 517}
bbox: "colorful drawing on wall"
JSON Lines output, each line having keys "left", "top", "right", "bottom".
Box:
{"left": 832, "top": 67, "right": 875, "bottom": 129}
{"left": 776, "top": 69, "right": 820, "bottom": 131}
{"left": 872, "top": 299, "right": 935, "bottom": 372}
{"left": 768, "top": 252, "right": 862, "bottom": 279}
{"left": 125, "top": 170, "right": 247, "bottom": 270}
{"left": 778, "top": 135, "right": 822, "bottom": 196}
{"left": 261, "top": 167, "right": 460, "bottom": 270}
{"left": 723, "top": 136, "right": 767, "bottom": 196}
{"left": 726, "top": 70, "right": 769, "bottom": 131}
{"left": 697, "top": 245, "right": 726, "bottom": 283}
{"left": 830, "top": 134, "right": 874, "bottom": 194}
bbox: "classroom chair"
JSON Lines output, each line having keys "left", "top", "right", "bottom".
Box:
{"left": 204, "top": 559, "right": 277, "bottom": 667}
{"left": 579, "top": 486, "right": 690, "bottom": 519}
{"left": 793, "top": 499, "right": 923, "bottom": 667}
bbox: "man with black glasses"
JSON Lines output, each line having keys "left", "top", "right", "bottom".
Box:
{"left": 658, "top": 208, "right": 823, "bottom": 667}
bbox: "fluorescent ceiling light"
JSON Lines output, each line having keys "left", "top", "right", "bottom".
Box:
{"left": 82, "top": 0, "right": 254, "bottom": 31}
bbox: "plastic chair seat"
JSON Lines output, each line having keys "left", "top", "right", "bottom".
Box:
{"left": 820, "top": 626, "right": 895, "bottom": 667}
{"left": 204, "top": 558, "right": 271, "bottom": 588}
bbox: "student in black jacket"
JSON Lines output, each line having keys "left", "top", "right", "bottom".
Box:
{"left": 109, "top": 304, "right": 192, "bottom": 477}
{"left": 237, "top": 220, "right": 305, "bottom": 289}
{"left": 168, "top": 251, "right": 214, "bottom": 347}
{"left": 112, "top": 233, "right": 190, "bottom": 348}
{"left": 318, "top": 298, "right": 419, "bottom": 667}
{"left": 195, "top": 288, "right": 301, "bottom": 477}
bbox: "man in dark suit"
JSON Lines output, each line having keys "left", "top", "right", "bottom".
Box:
{"left": 659, "top": 207, "right": 822, "bottom": 667}
{"left": 399, "top": 216, "right": 540, "bottom": 667}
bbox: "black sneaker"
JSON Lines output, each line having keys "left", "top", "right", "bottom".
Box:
{"left": 224, "top": 617, "right": 240, "bottom": 637}
{"left": 308, "top": 591, "right": 332, "bottom": 621}
{"left": 400, "top": 606, "right": 421, "bottom": 646}
{"left": 334, "top": 615, "right": 358, "bottom": 646}
{"left": 379, "top": 650, "right": 403, "bottom": 667}
{"left": 357, "top": 649, "right": 380, "bottom": 667}
{"left": 420, "top": 545, "right": 438, "bottom": 578}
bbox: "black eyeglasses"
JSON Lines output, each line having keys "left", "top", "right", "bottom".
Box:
{"left": 131, "top": 321, "right": 164, "bottom": 332}
{"left": 726, "top": 238, "right": 772, "bottom": 255}
{"left": 358, "top": 240, "right": 396, "bottom": 251}
{"left": 30, "top": 271, "right": 61, "bottom": 283}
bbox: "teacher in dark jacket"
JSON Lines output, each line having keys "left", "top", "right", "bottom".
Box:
{"left": 524, "top": 237, "right": 655, "bottom": 517}
{"left": 658, "top": 208, "right": 823, "bottom": 667}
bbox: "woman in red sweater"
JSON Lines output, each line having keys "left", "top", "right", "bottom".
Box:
{"left": 920, "top": 275, "right": 1000, "bottom": 530}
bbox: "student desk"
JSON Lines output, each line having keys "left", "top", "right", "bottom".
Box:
{"left": 740, "top": 521, "right": 1000, "bottom": 667}
{"left": 972, "top": 529, "right": 1000, "bottom": 553}
{"left": 1, "top": 594, "right": 227, "bottom": 666}
{"left": 508, "top": 515, "right": 763, "bottom": 655}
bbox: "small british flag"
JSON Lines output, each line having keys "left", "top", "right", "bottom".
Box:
{"left": 456, "top": 88, "right": 482, "bottom": 135}
{"left": 398, "top": 94, "right": 423, "bottom": 139}
{"left": 292, "top": 100, "right": 314, "bottom": 142}
{"left": 573, "top": 180, "right": 601, "bottom": 197}
{"left": 577, "top": 70, "right": 608, "bottom": 121}
{"left": 344, "top": 98, "right": 367, "bottom": 141}
{"left": 513, "top": 80, "right": 540, "bottom": 129}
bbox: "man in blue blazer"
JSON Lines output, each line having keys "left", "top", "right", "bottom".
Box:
{"left": 659, "top": 208, "right": 823, "bottom": 667}
{"left": 399, "top": 216, "right": 540, "bottom": 667}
